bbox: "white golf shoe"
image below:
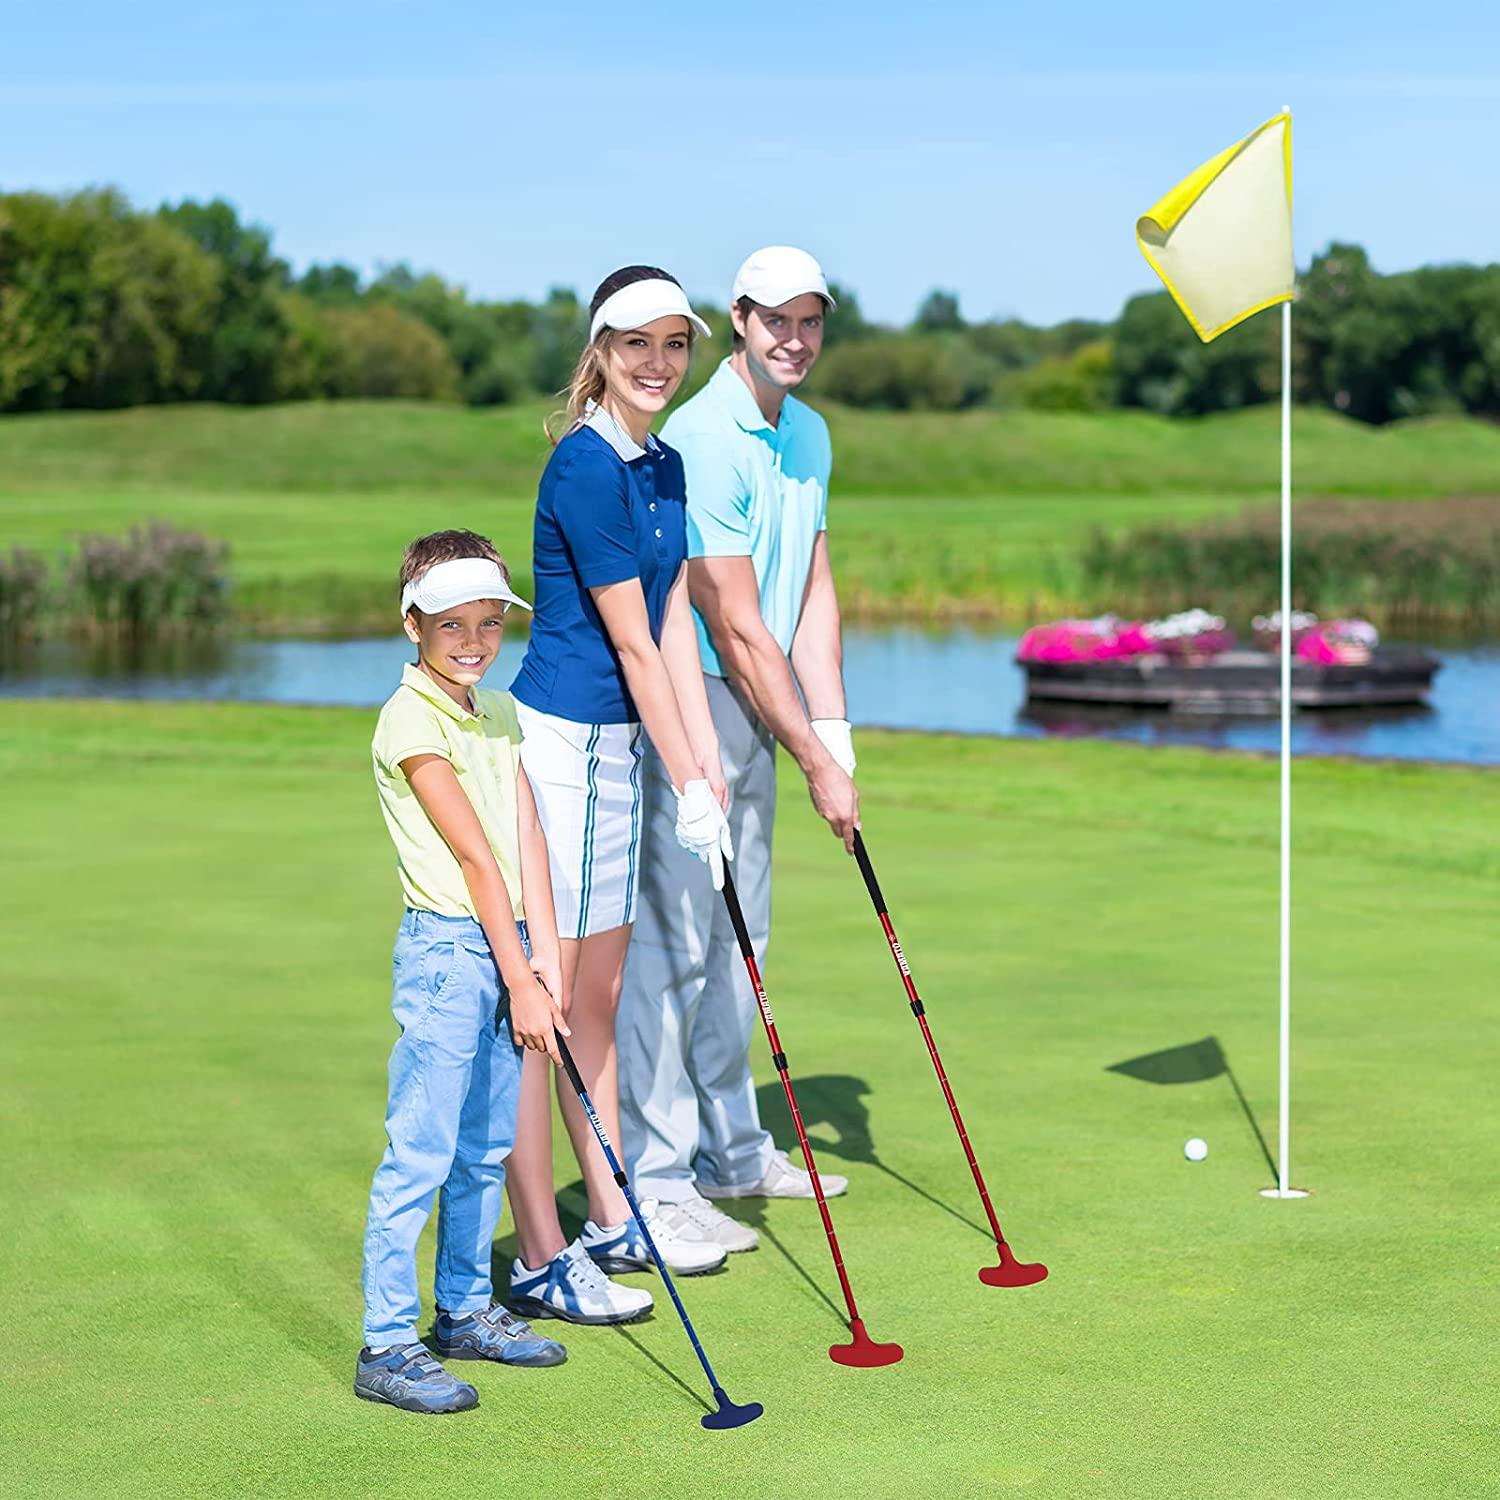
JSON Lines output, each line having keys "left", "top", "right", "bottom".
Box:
{"left": 671, "top": 1194, "right": 760, "bottom": 1253}
{"left": 699, "top": 1148, "right": 848, "bottom": 1201}
{"left": 580, "top": 1198, "right": 728, "bottom": 1277}
{"left": 508, "top": 1239, "right": 654, "bottom": 1325}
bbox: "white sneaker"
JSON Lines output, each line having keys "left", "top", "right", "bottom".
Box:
{"left": 580, "top": 1198, "right": 728, "bottom": 1277}
{"left": 508, "top": 1239, "right": 654, "bottom": 1325}
{"left": 672, "top": 1194, "right": 760, "bottom": 1253}
{"left": 699, "top": 1148, "right": 848, "bottom": 1201}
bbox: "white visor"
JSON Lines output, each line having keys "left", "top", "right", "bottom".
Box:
{"left": 400, "top": 557, "right": 531, "bottom": 619}
{"left": 588, "top": 277, "right": 712, "bottom": 343}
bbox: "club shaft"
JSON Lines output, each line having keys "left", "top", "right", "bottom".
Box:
{"left": 554, "top": 1033, "right": 723, "bottom": 1397}
{"left": 852, "top": 831, "right": 1009, "bottom": 1250}
{"left": 719, "top": 869, "right": 866, "bottom": 1328}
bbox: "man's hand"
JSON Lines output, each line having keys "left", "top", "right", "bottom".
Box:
{"left": 806, "top": 757, "right": 860, "bottom": 852}
{"left": 509, "top": 971, "right": 568, "bottom": 1064}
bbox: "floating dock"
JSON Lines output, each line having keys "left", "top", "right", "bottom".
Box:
{"left": 1019, "top": 648, "right": 1441, "bottom": 716}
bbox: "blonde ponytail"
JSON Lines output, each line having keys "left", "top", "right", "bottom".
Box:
{"left": 545, "top": 334, "right": 612, "bottom": 445}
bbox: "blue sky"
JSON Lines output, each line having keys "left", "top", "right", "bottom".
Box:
{"left": 2, "top": 0, "right": 1496, "bottom": 324}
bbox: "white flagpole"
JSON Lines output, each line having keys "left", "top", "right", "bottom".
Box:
{"left": 1278, "top": 298, "right": 1292, "bottom": 1196}
{"left": 1259, "top": 104, "right": 1307, "bottom": 1201}
{"left": 1263, "top": 281, "right": 1307, "bottom": 1201}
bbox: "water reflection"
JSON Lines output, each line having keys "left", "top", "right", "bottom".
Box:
{"left": 1, "top": 627, "right": 1496, "bottom": 766}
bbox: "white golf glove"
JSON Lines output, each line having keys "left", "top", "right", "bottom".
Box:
{"left": 811, "top": 718, "right": 856, "bottom": 777}
{"left": 673, "top": 778, "right": 734, "bottom": 891}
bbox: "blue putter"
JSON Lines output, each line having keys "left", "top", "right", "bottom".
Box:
{"left": 554, "top": 1030, "right": 762, "bottom": 1430}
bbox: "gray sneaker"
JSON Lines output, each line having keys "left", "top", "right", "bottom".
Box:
{"left": 672, "top": 1194, "right": 760, "bottom": 1253}
{"left": 700, "top": 1148, "right": 848, "bottom": 1201}
{"left": 354, "top": 1342, "right": 478, "bottom": 1414}
{"left": 433, "top": 1303, "right": 568, "bottom": 1367}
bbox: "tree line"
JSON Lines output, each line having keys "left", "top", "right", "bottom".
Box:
{"left": 1, "top": 187, "right": 1496, "bottom": 424}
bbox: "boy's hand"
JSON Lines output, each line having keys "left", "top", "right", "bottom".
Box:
{"left": 531, "top": 952, "right": 565, "bottom": 1018}
{"left": 509, "top": 972, "right": 567, "bottom": 1064}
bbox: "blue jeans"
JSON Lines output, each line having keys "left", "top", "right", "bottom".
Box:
{"left": 361, "top": 910, "right": 526, "bottom": 1348}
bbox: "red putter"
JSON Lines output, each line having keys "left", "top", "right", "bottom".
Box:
{"left": 720, "top": 867, "right": 903, "bottom": 1368}
{"left": 851, "top": 831, "right": 1048, "bottom": 1289}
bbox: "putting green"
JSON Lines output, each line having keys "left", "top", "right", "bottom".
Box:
{"left": 1, "top": 701, "right": 1493, "bottom": 1498}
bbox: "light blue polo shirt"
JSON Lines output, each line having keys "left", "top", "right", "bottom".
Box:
{"left": 661, "top": 359, "right": 832, "bottom": 678}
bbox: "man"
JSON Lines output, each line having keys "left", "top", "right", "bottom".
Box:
{"left": 617, "top": 246, "right": 859, "bottom": 1254}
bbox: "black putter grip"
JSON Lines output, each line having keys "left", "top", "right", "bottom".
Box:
{"left": 719, "top": 867, "right": 755, "bottom": 959}
{"left": 852, "top": 830, "right": 886, "bottom": 911}
{"left": 554, "top": 1030, "right": 588, "bottom": 1099}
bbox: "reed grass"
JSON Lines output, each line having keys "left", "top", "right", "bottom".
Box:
{"left": 1078, "top": 496, "right": 1500, "bottom": 628}
{"left": 65, "top": 522, "right": 231, "bottom": 637}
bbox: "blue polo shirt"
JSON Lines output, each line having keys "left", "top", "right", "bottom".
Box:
{"left": 511, "top": 404, "right": 688, "bottom": 725}
{"left": 661, "top": 359, "right": 832, "bottom": 678}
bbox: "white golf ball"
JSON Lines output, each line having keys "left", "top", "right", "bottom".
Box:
{"left": 1184, "top": 1137, "right": 1208, "bottom": 1161}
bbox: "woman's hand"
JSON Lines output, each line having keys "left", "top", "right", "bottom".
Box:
{"left": 699, "top": 744, "right": 729, "bottom": 811}
{"left": 674, "top": 778, "right": 735, "bottom": 890}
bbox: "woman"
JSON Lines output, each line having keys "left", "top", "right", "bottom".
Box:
{"left": 505, "top": 266, "right": 735, "bottom": 1324}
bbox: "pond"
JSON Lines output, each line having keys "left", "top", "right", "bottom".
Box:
{"left": 2, "top": 628, "right": 1497, "bottom": 765}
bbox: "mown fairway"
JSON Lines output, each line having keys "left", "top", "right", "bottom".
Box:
{"left": 2, "top": 701, "right": 1493, "bottom": 1499}
{"left": 4, "top": 400, "right": 1499, "bottom": 630}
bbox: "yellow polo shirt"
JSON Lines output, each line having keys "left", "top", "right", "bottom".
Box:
{"left": 372, "top": 664, "right": 526, "bottom": 919}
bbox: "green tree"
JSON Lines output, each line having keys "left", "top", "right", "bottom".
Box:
{"left": 1113, "top": 289, "right": 1277, "bottom": 415}
{"left": 1011, "top": 339, "right": 1114, "bottom": 412}
{"left": 296, "top": 263, "right": 364, "bottom": 305}
{"left": 815, "top": 333, "right": 990, "bottom": 410}
{"left": 821, "top": 282, "right": 876, "bottom": 346}
{"left": 914, "top": 288, "right": 963, "bottom": 332}
{"left": 158, "top": 198, "right": 289, "bottom": 403}
{"left": 530, "top": 287, "right": 586, "bottom": 396}
{"left": 317, "top": 301, "right": 460, "bottom": 399}
{"left": 0, "top": 188, "right": 220, "bottom": 411}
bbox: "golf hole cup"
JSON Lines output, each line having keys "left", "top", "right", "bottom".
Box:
{"left": 1184, "top": 1138, "right": 1208, "bottom": 1162}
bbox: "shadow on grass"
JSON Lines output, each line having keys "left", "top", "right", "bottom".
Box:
{"left": 490, "top": 1180, "right": 713, "bottom": 1418}
{"left": 612, "top": 1324, "right": 712, "bottom": 1416}
{"left": 754, "top": 1074, "right": 993, "bottom": 1241}
{"left": 1106, "top": 1034, "right": 1277, "bottom": 1179}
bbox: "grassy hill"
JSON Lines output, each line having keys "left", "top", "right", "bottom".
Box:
{"left": 2, "top": 400, "right": 1497, "bottom": 630}
{"left": 3, "top": 398, "right": 1499, "bottom": 497}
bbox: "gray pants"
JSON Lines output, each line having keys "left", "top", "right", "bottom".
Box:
{"left": 618, "top": 675, "right": 777, "bottom": 1202}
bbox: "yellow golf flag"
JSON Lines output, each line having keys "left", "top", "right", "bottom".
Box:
{"left": 1136, "top": 112, "right": 1293, "bottom": 342}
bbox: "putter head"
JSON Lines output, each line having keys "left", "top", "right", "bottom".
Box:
{"left": 701, "top": 1388, "right": 763, "bottom": 1430}
{"left": 979, "top": 1241, "right": 1049, "bottom": 1288}
{"left": 829, "top": 1318, "right": 905, "bottom": 1368}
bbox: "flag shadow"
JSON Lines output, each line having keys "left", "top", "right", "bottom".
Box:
{"left": 1106, "top": 1035, "right": 1277, "bottom": 1179}
{"left": 754, "top": 1074, "right": 993, "bottom": 1242}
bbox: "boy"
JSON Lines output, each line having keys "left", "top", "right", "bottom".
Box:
{"left": 356, "top": 530, "right": 570, "bottom": 1414}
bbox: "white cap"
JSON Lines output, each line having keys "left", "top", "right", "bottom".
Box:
{"left": 731, "top": 246, "right": 836, "bottom": 310}
{"left": 588, "top": 277, "right": 712, "bottom": 344}
{"left": 400, "top": 557, "right": 532, "bottom": 619}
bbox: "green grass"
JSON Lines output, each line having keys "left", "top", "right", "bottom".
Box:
{"left": 4, "top": 400, "right": 1500, "bottom": 629}
{"left": 5, "top": 399, "right": 1500, "bottom": 498}
{"left": 2, "top": 701, "right": 1494, "bottom": 1498}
